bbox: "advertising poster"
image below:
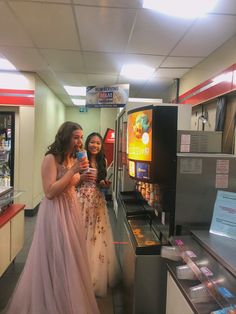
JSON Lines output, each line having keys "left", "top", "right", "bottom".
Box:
{"left": 86, "top": 84, "right": 129, "bottom": 108}
{"left": 127, "top": 109, "right": 152, "bottom": 161}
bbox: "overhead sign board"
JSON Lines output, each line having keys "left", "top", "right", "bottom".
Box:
{"left": 86, "top": 84, "right": 129, "bottom": 108}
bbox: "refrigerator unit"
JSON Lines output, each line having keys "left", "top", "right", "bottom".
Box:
{"left": 0, "top": 112, "right": 16, "bottom": 214}
{"left": 0, "top": 112, "right": 14, "bottom": 187}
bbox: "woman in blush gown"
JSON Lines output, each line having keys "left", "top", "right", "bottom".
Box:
{"left": 5, "top": 122, "right": 100, "bottom": 314}
{"left": 77, "top": 132, "right": 120, "bottom": 297}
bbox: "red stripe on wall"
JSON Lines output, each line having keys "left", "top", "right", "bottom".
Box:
{"left": 0, "top": 88, "right": 34, "bottom": 95}
{"left": 0, "top": 88, "right": 35, "bottom": 106}
{"left": 178, "top": 64, "right": 235, "bottom": 106}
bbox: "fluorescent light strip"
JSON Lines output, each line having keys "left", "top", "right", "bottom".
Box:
{"left": 143, "top": 0, "right": 218, "bottom": 19}
{"left": 72, "top": 98, "right": 86, "bottom": 106}
{"left": 120, "top": 64, "right": 154, "bottom": 80}
{"left": 64, "top": 85, "right": 86, "bottom": 96}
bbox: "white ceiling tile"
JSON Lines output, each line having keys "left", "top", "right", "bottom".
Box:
{"left": 127, "top": 9, "right": 194, "bottom": 55}
{"left": 86, "top": 74, "right": 118, "bottom": 86}
{"left": 84, "top": 52, "right": 122, "bottom": 74}
{"left": 55, "top": 72, "right": 88, "bottom": 86}
{"left": 119, "top": 53, "right": 165, "bottom": 70}
{"left": 40, "top": 49, "right": 85, "bottom": 72}
{"left": 0, "top": 46, "right": 48, "bottom": 71}
{"left": 171, "top": 15, "right": 236, "bottom": 57}
{"left": 136, "top": 78, "right": 172, "bottom": 97}
{"left": 161, "top": 56, "right": 203, "bottom": 68}
{"left": 31, "top": 0, "right": 71, "bottom": 2}
{"left": 73, "top": 0, "right": 143, "bottom": 8}
{"left": 8, "top": 2, "right": 80, "bottom": 50}
{"left": 0, "top": 0, "right": 235, "bottom": 104}
{"left": 37, "top": 70, "right": 60, "bottom": 86}
{"left": 45, "top": 0, "right": 71, "bottom": 3}
{"left": 210, "top": 0, "right": 236, "bottom": 14}
{"left": 0, "top": 2, "right": 34, "bottom": 47}
{"left": 154, "top": 68, "right": 190, "bottom": 78}
{"left": 75, "top": 6, "right": 136, "bottom": 52}
{"left": 84, "top": 52, "right": 165, "bottom": 74}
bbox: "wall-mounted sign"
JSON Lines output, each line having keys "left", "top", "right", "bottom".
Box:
{"left": 104, "top": 128, "right": 115, "bottom": 144}
{"left": 86, "top": 84, "right": 129, "bottom": 108}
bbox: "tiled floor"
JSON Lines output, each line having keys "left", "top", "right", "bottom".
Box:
{"left": 0, "top": 203, "right": 125, "bottom": 314}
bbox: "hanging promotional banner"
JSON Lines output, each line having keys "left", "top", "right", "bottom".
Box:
{"left": 86, "top": 84, "right": 129, "bottom": 108}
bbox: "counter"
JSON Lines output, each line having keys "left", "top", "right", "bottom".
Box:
{"left": 0, "top": 203, "right": 25, "bottom": 228}
{"left": 117, "top": 191, "right": 167, "bottom": 314}
{"left": 0, "top": 204, "right": 25, "bottom": 277}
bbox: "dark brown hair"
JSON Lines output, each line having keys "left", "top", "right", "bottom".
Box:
{"left": 46, "top": 121, "right": 82, "bottom": 163}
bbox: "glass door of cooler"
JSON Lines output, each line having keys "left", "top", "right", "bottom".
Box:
{"left": 0, "top": 112, "right": 15, "bottom": 187}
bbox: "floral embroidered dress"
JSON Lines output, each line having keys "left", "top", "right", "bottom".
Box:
{"left": 6, "top": 163, "right": 100, "bottom": 314}
{"left": 77, "top": 176, "right": 119, "bottom": 297}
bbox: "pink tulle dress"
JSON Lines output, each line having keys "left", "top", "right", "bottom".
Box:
{"left": 6, "top": 163, "right": 100, "bottom": 314}
{"left": 77, "top": 178, "right": 120, "bottom": 297}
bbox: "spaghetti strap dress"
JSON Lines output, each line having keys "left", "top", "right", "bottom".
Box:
{"left": 77, "top": 178, "right": 120, "bottom": 297}
{"left": 5, "top": 163, "right": 100, "bottom": 314}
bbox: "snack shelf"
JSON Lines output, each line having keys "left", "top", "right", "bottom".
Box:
{"left": 164, "top": 234, "right": 236, "bottom": 313}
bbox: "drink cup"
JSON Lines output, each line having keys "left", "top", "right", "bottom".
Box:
{"left": 76, "top": 149, "right": 87, "bottom": 160}
{"left": 76, "top": 149, "right": 89, "bottom": 172}
{"left": 88, "top": 168, "right": 97, "bottom": 180}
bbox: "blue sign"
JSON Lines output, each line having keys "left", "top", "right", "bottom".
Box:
{"left": 136, "top": 162, "right": 150, "bottom": 180}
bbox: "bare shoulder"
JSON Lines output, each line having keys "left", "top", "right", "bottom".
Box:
{"left": 43, "top": 154, "right": 55, "bottom": 163}
{"left": 42, "top": 154, "right": 57, "bottom": 169}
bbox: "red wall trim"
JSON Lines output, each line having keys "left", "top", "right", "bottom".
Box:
{"left": 0, "top": 88, "right": 35, "bottom": 106}
{"left": 178, "top": 64, "right": 236, "bottom": 106}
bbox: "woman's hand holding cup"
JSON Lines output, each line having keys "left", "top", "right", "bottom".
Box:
{"left": 78, "top": 158, "right": 89, "bottom": 173}
{"left": 76, "top": 149, "right": 89, "bottom": 173}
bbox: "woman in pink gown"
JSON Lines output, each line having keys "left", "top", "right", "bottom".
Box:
{"left": 77, "top": 132, "right": 120, "bottom": 297}
{"left": 6, "top": 122, "right": 100, "bottom": 314}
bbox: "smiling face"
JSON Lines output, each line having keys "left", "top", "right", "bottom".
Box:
{"left": 87, "top": 135, "right": 102, "bottom": 156}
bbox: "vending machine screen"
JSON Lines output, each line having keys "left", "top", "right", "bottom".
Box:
{"left": 127, "top": 109, "right": 152, "bottom": 162}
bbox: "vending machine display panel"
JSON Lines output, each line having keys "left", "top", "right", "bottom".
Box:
{"left": 127, "top": 108, "right": 153, "bottom": 162}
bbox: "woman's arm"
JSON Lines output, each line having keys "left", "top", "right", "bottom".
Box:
{"left": 41, "top": 154, "right": 81, "bottom": 199}
{"left": 98, "top": 158, "right": 111, "bottom": 189}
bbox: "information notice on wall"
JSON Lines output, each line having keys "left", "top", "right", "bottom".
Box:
{"left": 210, "top": 190, "right": 236, "bottom": 241}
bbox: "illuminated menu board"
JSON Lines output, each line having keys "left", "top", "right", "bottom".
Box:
{"left": 127, "top": 109, "right": 152, "bottom": 161}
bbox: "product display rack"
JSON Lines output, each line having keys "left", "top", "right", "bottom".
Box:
{"left": 165, "top": 232, "right": 236, "bottom": 314}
